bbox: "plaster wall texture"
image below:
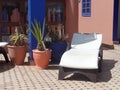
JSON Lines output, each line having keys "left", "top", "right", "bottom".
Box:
{"left": 78, "top": 0, "right": 114, "bottom": 45}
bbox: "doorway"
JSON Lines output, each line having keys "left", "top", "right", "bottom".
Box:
{"left": 113, "top": 0, "right": 120, "bottom": 43}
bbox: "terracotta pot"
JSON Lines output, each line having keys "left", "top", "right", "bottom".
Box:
{"left": 7, "top": 45, "right": 26, "bottom": 65}
{"left": 33, "top": 49, "right": 52, "bottom": 69}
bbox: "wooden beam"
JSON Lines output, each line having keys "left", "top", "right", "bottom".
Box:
{"left": 0, "top": 22, "right": 19, "bottom": 27}
{"left": 0, "top": 0, "right": 27, "bottom": 2}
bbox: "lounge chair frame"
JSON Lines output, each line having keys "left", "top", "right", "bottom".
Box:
{"left": 58, "top": 33, "right": 103, "bottom": 82}
{"left": 58, "top": 47, "right": 103, "bottom": 82}
{"left": 0, "top": 47, "right": 9, "bottom": 63}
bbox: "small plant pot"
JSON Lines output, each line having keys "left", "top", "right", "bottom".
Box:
{"left": 33, "top": 49, "right": 52, "bottom": 69}
{"left": 7, "top": 45, "right": 26, "bottom": 65}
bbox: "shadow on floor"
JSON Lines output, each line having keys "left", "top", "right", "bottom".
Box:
{"left": 47, "top": 64, "right": 59, "bottom": 70}
{"left": 24, "top": 62, "right": 31, "bottom": 66}
{"left": 23, "top": 61, "right": 59, "bottom": 69}
{"left": 0, "top": 61, "right": 15, "bottom": 73}
{"left": 62, "top": 59, "right": 117, "bottom": 82}
{"left": 98, "top": 59, "right": 117, "bottom": 82}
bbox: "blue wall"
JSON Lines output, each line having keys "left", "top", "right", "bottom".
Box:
{"left": 28, "top": 0, "right": 46, "bottom": 60}
{"left": 113, "top": 0, "right": 119, "bottom": 41}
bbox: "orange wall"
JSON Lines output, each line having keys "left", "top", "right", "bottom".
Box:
{"left": 78, "top": 0, "right": 114, "bottom": 45}
{"left": 65, "top": 0, "right": 78, "bottom": 42}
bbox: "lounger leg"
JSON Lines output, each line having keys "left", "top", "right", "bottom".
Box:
{"left": 0, "top": 47, "right": 9, "bottom": 63}
{"left": 58, "top": 67, "right": 71, "bottom": 80}
{"left": 58, "top": 67, "right": 65, "bottom": 80}
{"left": 98, "top": 51, "right": 103, "bottom": 73}
{"left": 98, "top": 47, "right": 103, "bottom": 73}
{"left": 98, "top": 60, "right": 102, "bottom": 73}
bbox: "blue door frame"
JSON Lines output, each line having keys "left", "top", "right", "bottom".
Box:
{"left": 28, "top": 0, "right": 46, "bottom": 60}
{"left": 113, "top": 0, "right": 119, "bottom": 41}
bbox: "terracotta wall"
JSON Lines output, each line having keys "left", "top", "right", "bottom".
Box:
{"left": 65, "top": 0, "right": 78, "bottom": 42}
{"left": 78, "top": 0, "right": 114, "bottom": 45}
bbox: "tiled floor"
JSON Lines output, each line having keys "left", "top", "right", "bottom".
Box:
{"left": 0, "top": 46, "right": 120, "bottom": 90}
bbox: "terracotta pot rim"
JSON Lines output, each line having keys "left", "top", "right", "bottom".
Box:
{"left": 32, "top": 49, "right": 52, "bottom": 53}
{"left": 7, "top": 45, "right": 26, "bottom": 47}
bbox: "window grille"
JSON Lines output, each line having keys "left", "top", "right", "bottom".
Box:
{"left": 82, "top": 0, "right": 91, "bottom": 17}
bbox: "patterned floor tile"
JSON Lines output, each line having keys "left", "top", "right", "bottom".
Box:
{"left": 0, "top": 47, "right": 120, "bottom": 90}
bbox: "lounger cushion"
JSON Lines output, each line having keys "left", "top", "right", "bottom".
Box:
{"left": 0, "top": 42, "right": 8, "bottom": 47}
{"left": 71, "top": 34, "right": 102, "bottom": 50}
{"left": 59, "top": 49, "right": 99, "bottom": 69}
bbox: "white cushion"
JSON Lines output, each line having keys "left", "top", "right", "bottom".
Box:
{"left": 59, "top": 49, "right": 99, "bottom": 69}
{"left": 71, "top": 34, "right": 102, "bottom": 50}
{"left": 71, "top": 33, "right": 97, "bottom": 45}
{"left": 0, "top": 42, "right": 8, "bottom": 47}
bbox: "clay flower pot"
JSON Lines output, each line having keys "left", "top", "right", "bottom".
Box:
{"left": 7, "top": 45, "right": 26, "bottom": 65}
{"left": 33, "top": 49, "right": 52, "bottom": 69}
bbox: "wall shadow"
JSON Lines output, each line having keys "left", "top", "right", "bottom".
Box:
{"left": 0, "top": 61, "right": 15, "bottom": 73}
{"left": 63, "top": 59, "right": 117, "bottom": 82}
{"left": 97, "top": 59, "right": 117, "bottom": 82}
{"left": 47, "top": 64, "right": 59, "bottom": 70}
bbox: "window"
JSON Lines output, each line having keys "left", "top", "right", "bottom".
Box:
{"left": 82, "top": 0, "right": 91, "bottom": 17}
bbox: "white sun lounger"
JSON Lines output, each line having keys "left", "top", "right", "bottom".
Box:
{"left": 58, "top": 33, "right": 103, "bottom": 82}
{"left": 0, "top": 42, "right": 9, "bottom": 63}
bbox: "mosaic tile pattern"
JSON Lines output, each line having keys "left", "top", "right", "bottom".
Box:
{"left": 0, "top": 47, "right": 120, "bottom": 90}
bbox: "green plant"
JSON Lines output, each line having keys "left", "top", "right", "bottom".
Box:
{"left": 9, "top": 26, "right": 27, "bottom": 46}
{"left": 47, "top": 29, "right": 61, "bottom": 42}
{"left": 29, "top": 19, "right": 46, "bottom": 51}
{"left": 46, "top": 25, "right": 68, "bottom": 43}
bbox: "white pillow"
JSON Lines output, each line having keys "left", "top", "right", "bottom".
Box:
{"left": 71, "top": 34, "right": 102, "bottom": 50}
{"left": 0, "top": 42, "right": 8, "bottom": 47}
{"left": 71, "top": 33, "right": 97, "bottom": 45}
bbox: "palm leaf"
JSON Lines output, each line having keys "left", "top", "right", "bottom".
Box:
{"left": 28, "top": 19, "right": 46, "bottom": 51}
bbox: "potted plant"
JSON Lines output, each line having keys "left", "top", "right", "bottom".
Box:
{"left": 29, "top": 19, "right": 52, "bottom": 69}
{"left": 7, "top": 26, "right": 27, "bottom": 65}
{"left": 45, "top": 24, "right": 68, "bottom": 63}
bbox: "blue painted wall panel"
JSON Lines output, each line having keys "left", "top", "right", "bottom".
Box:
{"left": 28, "top": 0, "right": 46, "bottom": 60}
{"left": 113, "top": 0, "right": 119, "bottom": 41}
